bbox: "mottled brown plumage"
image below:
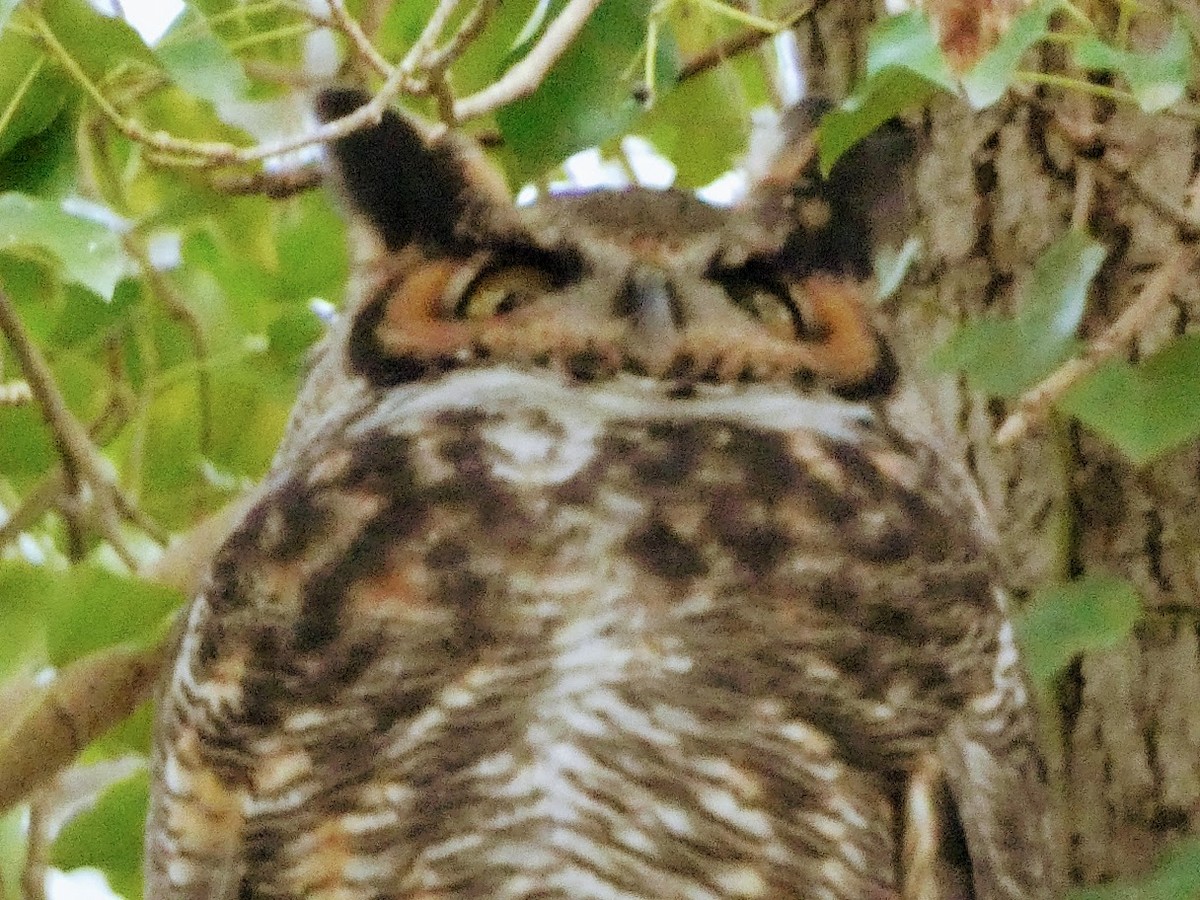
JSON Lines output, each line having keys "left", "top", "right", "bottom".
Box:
{"left": 145, "top": 89, "right": 1062, "bottom": 900}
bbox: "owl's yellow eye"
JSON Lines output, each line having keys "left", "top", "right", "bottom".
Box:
{"left": 457, "top": 265, "right": 558, "bottom": 319}
{"left": 720, "top": 274, "right": 800, "bottom": 340}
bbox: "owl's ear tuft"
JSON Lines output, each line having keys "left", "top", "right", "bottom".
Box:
{"left": 316, "top": 88, "right": 510, "bottom": 252}
{"left": 746, "top": 100, "right": 917, "bottom": 280}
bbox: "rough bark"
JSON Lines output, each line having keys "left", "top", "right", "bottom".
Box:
{"left": 799, "top": 0, "right": 1200, "bottom": 889}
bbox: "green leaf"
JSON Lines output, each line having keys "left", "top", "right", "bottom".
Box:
{"left": 275, "top": 191, "right": 349, "bottom": 302}
{"left": 45, "top": 565, "right": 183, "bottom": 667}
{"left": 961, "top": 0, "right": 1056, "bottom": 108}
{"left": 864, "top": 11, "right": 957, "bottom": 86}
{"left": 819, "top": 12, "right": 952, "bottom": 173}
{"left": 51, "top": 279, "right": 139, "bottom": 346}
{"left": 1074, "top": 19, "right": 1192, "bottom": 112}
{"left": 0, "top": 193, "right": 125, "bottom": 299}
{"left": 0, "top": 563, "right": 55, "bottom": 679}
{"left": 42, "top": 0, "right": 160, "bottom": 80}
{"left": 1058, "top": 334, "right": 1200, "bottom": 464}
{"left": 155, "top": 7, "right": 252, "bottom": 105}
{"left": 375, "top": 0, "right": 439, "bottom": 62}
{"left": 85, "top": 699, "right": 156, "bottom": 760}
{"left": 268, "top": 307, "right": 325, "bottom": 372}
{"left": 0, "top": 404, "right": 56, "bottom": 481}
{"left": 1017, "top": 574, "right": 1142, "bottom": 687}
{"left": 933, "top": 230, "right": 1104, "bottom": 396}
{"left": 1020, "top": 231, "right": 1105, "bottom": 339}
{"left": 0, "top": 110, "right": 77, "bottom": 197}
{"left": 496, "top": 0, "right": 673, "bottom": 182}
{"left": 204, "top": 358, "right": 295, "bottom": 474}
{"left": 1069, "top": 838, "right": 1200, "bottom": 900}
{"left": 638, "top": 55, "right": 762, "bottom": 188}
{"left": 820, "top": 68, "right": 939, "bottom": 175}
{"left": 52, "top": 769, "right": 148, "bottom": 900}
{"left": 0, "top": 30, "right": 71, "bottom": 162}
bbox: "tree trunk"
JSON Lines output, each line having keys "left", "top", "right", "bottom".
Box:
{"left": 799, "top": 0, "right": 1200, "bottom": 888}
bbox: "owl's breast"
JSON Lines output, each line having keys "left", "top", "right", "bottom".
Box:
{"left": 173, "top": 366, "right": 996, "bottom": 899}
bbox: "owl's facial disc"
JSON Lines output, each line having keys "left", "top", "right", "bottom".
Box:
{"left": 319, "top": 89, "right": 900, "bottom": 399}
{"left": 343, "top": 241, "right": 895, "bottom": 400}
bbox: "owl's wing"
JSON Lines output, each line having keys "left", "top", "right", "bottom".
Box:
{"left": 754, "top": 425, "right": 1063, "bottom": 900}
{"left": 937, "top": 675, "right": 1066, "bottom": 900}
{"left": 144, "top": 783, "right": 242, "bottom": 900}
{"left": 143, "top": 433, "right": 450, "bottom": 900}
{"left": 143, "top": 605, "right": 246, "bottom": 900}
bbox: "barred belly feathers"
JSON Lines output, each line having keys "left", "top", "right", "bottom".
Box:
{"left": 144, "top": 89, "right": 1063, "bottom": 900}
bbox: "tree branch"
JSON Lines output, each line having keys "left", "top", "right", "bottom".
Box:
{"left": 0, "top": 642, "right": 169, "bottom": 814}
{"left": 400, "top": 0, "right": 467, "bottom": 74}
{"left": 326, "top": 0, "right": 391, "bottom": 77}
{"left": 0, "top": 490, "right": 255, "bottom": 816}
{"left": 0, "top": 394, "right": 130, "bottom": 552}
{"left": 0, "top": 289, "right": 164, "bottom": 565}
{"left": 451, "top": 0, "right": 603, "bottom": 120}
{"left": 30, "top": 9, "right": 419, "bottom": 168}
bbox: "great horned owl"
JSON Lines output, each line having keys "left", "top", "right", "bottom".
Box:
{"left": 144, "top": 88, "right": 1062, "bottom": 900}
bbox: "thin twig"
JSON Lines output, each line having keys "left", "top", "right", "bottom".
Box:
{"left": 0, "top": 492, "right": 255, "bottom": 817}
{"left": 417, "top": 0, "right": 502, "bottom": 126}
{"left": 678, "top": 10, "right": 803, "bottom": 82}
{"left": 678, "top": 0, "right": 815, "bottom": 86}
{"left": 425, "top": 0, "right": 500, "bottom": 74}
{"left": 32, "top": 0, "right": 755, "bottom": 171}
{"left": 1051, "top": 109, "right": 1200, "bottom": 237}
{"left": 1094, "top": 161, "right": 1200, "bottom": 238}
{"left": 0, "top": 473, "right": 65, "bottom": 551}
{"left": 362, "top": 0, "right": 392, "bottom": 40}
{"left": 31, "top": 10, "right": 419, "bottom": 167}
{"left": 241, "top": 58, "right": 328, "bottom": 87}
{"left": 0, "top": 642, "right": 171, "bottom": 814}
{"left": 400, "top": 0, "right": 467, "bottom": 74}
{"left": 326, "top": 0, "right": 391, "bottom": 76}
{"left": 22, "top": 793, "right": 50, "bottom": 900}
{"left": 0, "top": 395, "right": 130, "bottom": 553}
{"left": 431, "top": 78, "right": 458, "bottom": 124}
{"left": 995, "top": 245, "right": 1196, "bottom": 446}
{"left": 452, "top": 0, "right": 603, "bottom": 120}
{"left": 210, "top": 164, "right": 325, "bottom": 197}
{"left": 0, "top": 289, "right": 165, "bottom": 564}
{"left": 122, "top": 235, "right": 214, "bottom": 454}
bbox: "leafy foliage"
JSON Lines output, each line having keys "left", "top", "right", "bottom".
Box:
{"left": 1073, "top": 18, "right": 1192, "bottom": 113}
{"left": 818, "top": 12, "right": 953, "bottom": 175}
{"left": 50, "top": 771, "right": 148, "bottom": 900}
{"left": 496, "top": 0, "right": 679, "bottom": 182}
{"left": 0, "top": 194, "right": 124, "bottom": 299}
{"left": 934, "top": 230, "right": 1104, "bottom": 397}
{"left": 1017, "top": 574, "right": 1142, "bottom": 688}
{"left": 1059, "top": 334, "right": 1200, "bottom": 465}
{"left": 959, "top": 0, "right": 1058, "bottom": 108}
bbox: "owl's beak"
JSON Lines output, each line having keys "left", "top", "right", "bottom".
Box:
{"left": 619, "top": 267, "right": 682, "bottom": 372}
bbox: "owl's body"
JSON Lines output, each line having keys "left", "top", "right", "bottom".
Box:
{"left": 146, "top": 91, "right": 1061, "bottom": 899}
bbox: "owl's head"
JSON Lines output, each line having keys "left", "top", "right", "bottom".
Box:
{"left": 314, "top": 89, "right": 910, "bottom": 403}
